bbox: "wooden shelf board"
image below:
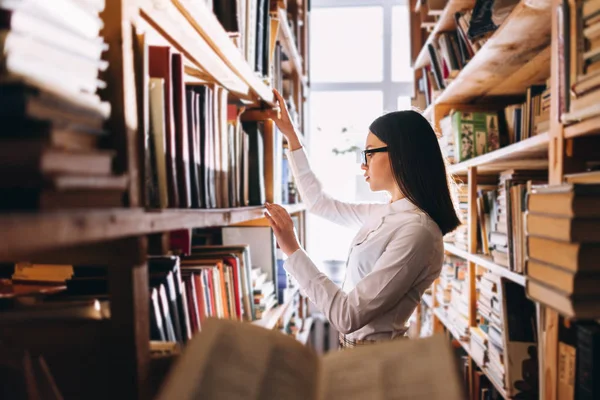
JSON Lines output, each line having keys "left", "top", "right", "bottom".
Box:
{"left": 431, "top": 307, "right": 511, "bottom": 399}
{"left": 444, "top": 243, "right": 526, "bottom": 286}
{"left": 486, "top": 45, "right": 551, "bottom": 97}
{"left": 564, "top": 115, "right": 600, "bottom": 139}
{"left": 297, "top": 316, "right": 314, "bottom": 345}
{"left": 435, "top": 1, "right": 551, "bottom": 104}
{"left": 0, "top": 204, "right": 306, "bottom": 260}
{"left": 253, "top": 288, "right": 299, "bottom": 330}
{"left": 447, "top": 132, "right": 549, "bottom": 175}
{"left": 277, "top": 7, "right": 306, "bottom": 82}
{"left": 413, "top": 0, "right": 477, "bottom": 69}
{"left": 173, "top": 0, "right": 274, "bottom": 104}
{"left": 139, "top": 0, "right": 249, "bottom": 96}
{"left": 139, "top": 0, "right": 274, "bottom": 104}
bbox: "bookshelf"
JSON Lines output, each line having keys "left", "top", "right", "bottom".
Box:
{"left": 433, "top": 1, "right": 552, "bottom": 104}
{"left": 447, "top": 132, "right": 550, "bottom": 175}
{"left": 0, "top": 0, "right": 311, "bottom": 398}
{"left": 413, "top": 0, "right": 477, "bottom": 68}
{"left": 444, "top": 244, "right": 527, "bottom": 286}
{"left": 411, "top": 0, "right": 600, "bottom": 398}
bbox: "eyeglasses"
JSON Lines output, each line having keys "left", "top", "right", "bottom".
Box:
{"left": 360, "top": 146, "right": 388, "bottom": 166}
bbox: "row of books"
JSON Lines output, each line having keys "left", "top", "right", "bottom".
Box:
{"left": 417, "top": 0, "right": 519, "bottom": 107}
{"left": 431, "top": 255, "right": 539, "bottom": 398}
{"left": 437, "top": 85, "right": 550, "bottom": 165}
{"left": 212, "top": 0, "right": 274, "bottom": 79}
{"left": 3, "top": 222, "right": 297, "bottom": 339}
{"left": 444, "top": 169, "right": 549, "bottom": 275}
{"left": 0, "top": 0, "right": 127, "bottom": 211}
{"left": 143, "top": 43, "right": 269, "bottom": 209}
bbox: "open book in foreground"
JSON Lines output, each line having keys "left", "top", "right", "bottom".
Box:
{"left": 155, "top": 318, "right": 465, "bottom": 400}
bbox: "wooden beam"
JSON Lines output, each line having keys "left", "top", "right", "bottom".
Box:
{"left": 107, "top": 237, "right": 150, "bottom": 400}
{"left": 467, "top": 167, "right": 478, "bottom": 328}
{"left": 543, "top": 0, "right": 563, "bottom": 397}
{"left": 101, "top": 0, "right": 141, "bottom": 207}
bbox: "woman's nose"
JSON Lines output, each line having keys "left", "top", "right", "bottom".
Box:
{"left": 360, "top": 163, "right": 368, "bottom": 171}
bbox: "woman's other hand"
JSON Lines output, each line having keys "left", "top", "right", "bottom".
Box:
{"left": 264, "top": 202, "right": 301, "bottom": 257}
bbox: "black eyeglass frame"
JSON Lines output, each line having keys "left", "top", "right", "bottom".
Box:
{"left": 360, "top": 146, "right": 388, "bottom": 166}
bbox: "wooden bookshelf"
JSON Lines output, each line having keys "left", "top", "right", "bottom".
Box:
{"left": 444, "top": 243, "right": 526, "bottom": 287}
{"left": 447, "top": 132, "right": 550, "bottom": 175}
{"left": 139, "top": 0, "right": 250, "bottom": 98}
{"left": 172, "top": 0, "right": 275, "bottom": 103}
{"left": 0, "top": 204, "right": 306, "bottom": 260}
{"left": 434, "top": 1, "right": 552, "bottom": 104}
{"left": 0, "top": 0, "right": 312, "bottom": 397}
{"left": 413, "top": 0, "right": 477, "bottom": 69}
{"left": 409, "top": 0, "right": 587, "bottom": 397}
{"left": 432, "top": 306, "right": 511, "bottom": 399}
{"left": 564, "top": 115, "right": 600, "bottom": 139}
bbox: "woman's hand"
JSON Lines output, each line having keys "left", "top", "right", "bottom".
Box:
{"left": 268, "top": 89, "right": 302, "bottom": 150}
{"left": 264, "top": 202, "right": 301, "bottom": 257}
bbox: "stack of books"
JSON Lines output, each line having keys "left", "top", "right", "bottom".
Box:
{"left": 526, "top": 183, "right": 600, "bottom": 319}
{"left": 0, "top": 0, "right": 127, "bottom": 210}
{"left": 477, "top": 271, "right": 506, "bottom": 391}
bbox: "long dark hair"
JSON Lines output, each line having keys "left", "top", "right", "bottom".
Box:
{"left": 369, "top": 110, "right": 461, "bottom": 235}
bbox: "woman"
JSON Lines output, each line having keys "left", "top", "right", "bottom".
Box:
{"left": 264, "top": 89, "right": 461, "bottom": 349}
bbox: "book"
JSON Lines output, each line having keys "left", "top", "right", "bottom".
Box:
{"left": 155, "top": 318, "right": 465, "bottom": 400}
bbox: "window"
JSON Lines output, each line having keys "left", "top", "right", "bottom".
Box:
{"left": 391, "top": 6, "right": 413, "bottom": 82}
{"left": 307, "top": 0, "right": 412, "bottom": 266}
{"left": 310, "top": 7, "right": 384, "bottom": 83}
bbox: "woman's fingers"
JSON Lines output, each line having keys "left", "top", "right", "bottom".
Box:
{"left": 273, "top": 88, "right": 285, "bottom": 105}
{"left": 264, "top": 211, "right": 278, "bottom": 230}
{"left": 266, "top": 203, "right": 288, "bottom": 222}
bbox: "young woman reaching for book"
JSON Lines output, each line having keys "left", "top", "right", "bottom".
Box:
{"left": 264, "top": 89, "right": 461, "bottom": 349}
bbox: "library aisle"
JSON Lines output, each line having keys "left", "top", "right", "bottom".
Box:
{"left": 0, "top": 0, "right": 599, "bottom": 399}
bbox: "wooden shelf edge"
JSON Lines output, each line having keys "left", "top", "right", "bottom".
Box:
{"left": 448, "top": 133, "right": 550, "bottom": 175}
{"left": 564, "top": 115, "right": 600, "bottom": 139}
{"left": 252, "top": 288, "right": 299, "bottom": 329}
{"left": 173, "top": 0, "right": 274, "bottom": 104}
{"left": 139, "top": 0, "right": 250, "bottom": 97}
{"left": 277, "top": 7, "right": 305, "bottom": 80}
{"left": 431, "top": 307, "right": 511, "bottom": 399}
{"left": 0, "top": 204, "right": 306, "bottom": 260}
{"left": 444, "top": 243, "right": 526, "bottom": 286}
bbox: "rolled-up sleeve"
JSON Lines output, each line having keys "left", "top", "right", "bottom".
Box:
{"left": 284, "top": 224, "right": 434, "bottom": 335}
{"left": 286, "top": 147, "right": 379, "bottom": 229}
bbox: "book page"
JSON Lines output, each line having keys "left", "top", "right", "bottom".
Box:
{"left": 156, "top": 318, "right": 319, "bottom": 400}
{"left": 318, "top": 334, "right": 464, "bottom": 400}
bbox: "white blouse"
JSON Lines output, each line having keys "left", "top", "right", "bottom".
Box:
{"left": 284, "top": 147, "right": 445, "bottom": 341}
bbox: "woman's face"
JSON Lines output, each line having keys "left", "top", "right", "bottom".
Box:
{"left": 361, "top": 132, "right": 395, "bottom": 192}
